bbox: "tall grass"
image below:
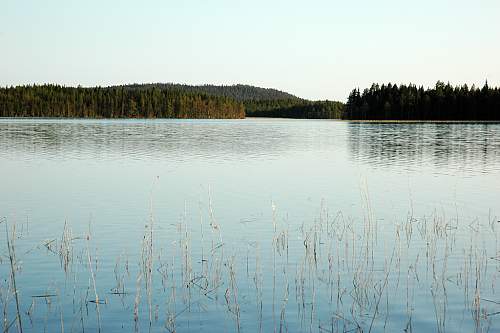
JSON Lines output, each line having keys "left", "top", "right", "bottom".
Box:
{"left": 1, "top": 196, "right": 498, "bottom": 332}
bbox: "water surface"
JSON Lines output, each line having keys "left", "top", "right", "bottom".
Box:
{"left": 0, "top": 119, "right": 499, "bottom": 332}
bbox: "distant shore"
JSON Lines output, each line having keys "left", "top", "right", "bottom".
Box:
{"left": 247, "top": 117, "right": 500, "bottom": 123}
{"left": 2, "top": 116, "right": 500, "bottom": 123}
{"left": 2, "top": 82, "right": 499, "bottom": 121}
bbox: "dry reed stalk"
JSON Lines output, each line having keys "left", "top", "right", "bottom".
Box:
{"left": 133, "top": 272, "right": 142, "bottom": 332}
{"left": 6, "top": 222, "right": 23, "bottom": 333}
{"left": 85, "top": 226, "right": 101, "bottom": 333}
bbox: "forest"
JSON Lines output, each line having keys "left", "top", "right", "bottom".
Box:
{"left": 142, "top": 84, "right": 344, "bottom": 119}
{"left": 245, "top": 99, "right": 344, "bottom": 119}
{"left": 0, "top": 84, "right": 342, "bottom": 119}
{"left": 345, "top": 81, "right": 500, "bottom": 120}
{"left": 123, "top": 83, "right": 345, "bottom": 119}
{"left": 0, "top": 85, "right": 245, "bottom": 119}
{"left": 2, "top": 81, "right": 499, "bottom": 120}
{"left": 122, "top": 83, "right": 300, "bottom": 101}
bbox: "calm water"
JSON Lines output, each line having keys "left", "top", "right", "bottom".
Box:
{"left": 0, "top": 118, "right": 499, "bottom": 332}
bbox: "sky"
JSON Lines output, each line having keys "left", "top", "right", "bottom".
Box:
{"left": 1, "top": 0, "right": 499, "bottom": 101}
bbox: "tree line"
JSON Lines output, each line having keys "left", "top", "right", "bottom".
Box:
{"left": 122, "top": 83, "right": 300, "bottom": 101}
{"left": 245, "top": 99, "right": 344, "bottom": 119}
{"left": 345, "top": 81, "right": 500, "bottom": 120}
{"left": 0, "top": 84, "right": 342, "bottom": 119}
{"left": 2, "top": 81, "right": 499, "bottom": 120}
{"left": 0, "top": 85, "right": 245, "bottom": 119}
{"left": 145, "top": 84, "right": 345, "bottom": 119}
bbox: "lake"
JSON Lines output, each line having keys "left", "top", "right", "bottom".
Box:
{"left": 1, "top": 118, "right": 499, "bottom": 332}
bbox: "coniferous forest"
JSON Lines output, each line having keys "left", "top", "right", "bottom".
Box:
{"left": 0, "top": 84, "right": 342, "bottom": 119}
{"left": 122, "top": 83, "right": 300, "bottom": 101}
{"left": 1, "top": 81, "right": 500, "bottom": 120}
{"left": 0, "top": 85, "right": 245, "bottom": 119}
{"left": 245, "top": 99, "right": 344, "bottom": 119}
{"left": 345, "top": 81, "right": 500, "bottom": 120}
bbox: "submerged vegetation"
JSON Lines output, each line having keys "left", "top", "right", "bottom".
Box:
{"left": 1, "top": 196, "right": 499, "bottom": 332}
{"left": 345, "top": 81, "right": 500, "bottom": 120}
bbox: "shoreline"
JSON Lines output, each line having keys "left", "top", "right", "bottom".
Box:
{"left": 1, "top": 116, "right": 500, "bottom": 124}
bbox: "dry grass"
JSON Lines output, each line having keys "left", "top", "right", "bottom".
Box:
{"left": 1, "top": 196, "right": 498, "bottom": 332}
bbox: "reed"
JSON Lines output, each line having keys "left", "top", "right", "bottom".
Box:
{"left": 85, "top": 223, "right": 101, "bottom": 333}
{"left": 5, "top": 222, "right": 23, "bottom": 333}
{"left": 0, "top": 194, "right": 498, "bottom": 332}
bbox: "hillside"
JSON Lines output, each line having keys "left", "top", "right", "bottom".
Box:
{"left": 120, "top": 83, "right": 346, "bottom": 119}
{"left": 121, "top": 83, "right": 301, "bottom": 101}
{"left": 245, "top": 99, "right": 344, "bottom": 119}
{"left": 0, "top": 83, "right": 344, "bottom": 120}
{"left": 0, "top": 85, "right": 245, "bottom": 119}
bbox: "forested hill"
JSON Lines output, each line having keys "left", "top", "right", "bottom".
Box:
{"left": 121, "top": 83, "right": 301, "bottom": 101}
{"left": 0, "top": 85, "right": 245, "bottom": 119}
{"left": 4, "top": 81, "right": 500, "bottom": 120}
{"left": 121, "top": 83, "right": 345, "bottom": 119}
{"left": 245, "top": 99, "right": 344, "bottom": 119}
{"left": 345, "top": 81, "right": 500, "bottom": 120}
{"left": 0, "top": 83, "right": 343, "bottom": 119}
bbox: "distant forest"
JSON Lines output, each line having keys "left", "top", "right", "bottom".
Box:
{"left": 345, "top": 81, "right": 500, "bottom": 120}
{"left": 245, "top": 99, "right": 344, "bottom": 119}
{"left": 0, "top": 85, "right": 245, "bottom": 119}
{"left": 122, "top": 84, "right": 342, "bottom": 119}
{"left": 2, "top": 81, "right": 499, "bottom": 120}
{"left": 0, "top": 84, "right": 341, "bottom": 119}
{"left": 122, "top": 83, "right": 300, "bottom": 101}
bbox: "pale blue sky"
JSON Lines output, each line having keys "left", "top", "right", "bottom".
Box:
{"left": 1, "top": 0, "right": 499, "bottom": 100}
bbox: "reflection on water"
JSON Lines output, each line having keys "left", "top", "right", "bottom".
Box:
{"left": 0, "top": 119, "right": 302, "bottom": 162}
{"left": 0, "top": 118, "right": 499, "bottom": 332}
{"left": 2, "top": 119, "right": 499, "bottom": 176}
{"left": 348, "top": 122, "right": 500, "bottom": 174}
